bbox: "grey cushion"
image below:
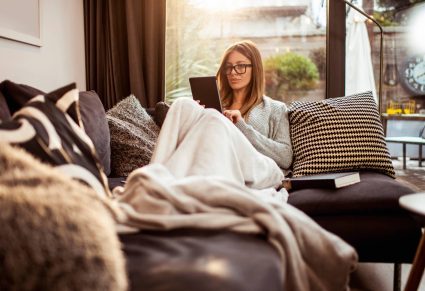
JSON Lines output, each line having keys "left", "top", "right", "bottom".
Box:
{"left": 154, "top": 101, "right": 170, "bottom": 128}
{"left": 79, "top": 91, "right": 111, "bottom": 176}
{"left": 0, "top": 143, "right": 127, "bottom": 291}
{"left": 107, "top": 95, "right": 160, "bottom": 177}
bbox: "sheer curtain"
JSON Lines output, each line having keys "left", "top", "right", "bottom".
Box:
{"left": 84, "top": 0, "right": 165, "bottom": 110}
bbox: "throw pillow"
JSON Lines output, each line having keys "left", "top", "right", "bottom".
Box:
{"left": 106, "top": 95, "right": 160, "bottom": 176}
{"left": 154, "top": 101, "right": 170, "bottom": 127}
{"left": 0, "top": 143, "right": 127, "bottom": 291}
{"left": 0, "top": 84, "right": 111, "bottom": 198}
{"left": 0, "top": 81, "right": 111, "bottom": 175}
{"left": 288, "top": 91, "right": 395, "bottom": 178}
{"left": 79, "top": 90, "right": 111, "bottom": 176}
{"left": 0, "top": 79, "right": 45, "bottom": 115}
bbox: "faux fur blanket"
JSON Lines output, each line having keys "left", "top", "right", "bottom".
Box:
{"left": 111, "top": 99, "right": 358, "bottom": 291}
{"left": 0, "top": 143, "right": 127, "bottom": 291}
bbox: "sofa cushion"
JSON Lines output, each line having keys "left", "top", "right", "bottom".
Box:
{"left": 288, "top": 171, "right": 421, "bottom": 262}
{"left": 0, "top": 143, "right": 127, "bottom": 291}
{"left": 154, "top": 101, "right": 170, "bottom": 127}
{"left": 120, "top": 229, "right": 282, "bottom": 291}
{"left": 0, "top": 90, "right": 11, "bottom": 120}
{"left": 106, "top": 95, "right": 160, "bottom": 176}
{"left": 288, "top": 171, "right": 413, "bottom": 216}
{"left": 79, "top": 91, "right": 111, "bottom": 176}
{"left": 288, "top": 91, "right": 395, "bottom": 178}
{"left": 0, "top": 83, "right": 111, "bottom": 198}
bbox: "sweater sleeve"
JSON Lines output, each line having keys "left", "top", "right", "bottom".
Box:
{"left": 235, "top": 102, "right": 293, "bottom": 169}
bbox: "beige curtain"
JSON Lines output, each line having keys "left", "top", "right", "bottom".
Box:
{"left": 84, "top": 0, "right": 166, "bottom": 110}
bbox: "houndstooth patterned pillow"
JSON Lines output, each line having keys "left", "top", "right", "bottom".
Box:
{"left": 288, "top": 91, "right": 395, "bottom": 178}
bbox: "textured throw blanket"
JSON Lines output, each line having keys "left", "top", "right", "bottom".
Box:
{"left": 112, "top": 164, "right": 357, "bottom": 291}
{"left": 110, "top": 99, "right": 358, "bottom": 290}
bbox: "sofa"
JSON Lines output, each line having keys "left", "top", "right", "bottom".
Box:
{"left": 0, "top": 80, "right": 422, "bottom": 291}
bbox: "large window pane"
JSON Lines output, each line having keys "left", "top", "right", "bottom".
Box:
{"left": 165, "top": 0, "right": 327, "bottom": 104}
{"left": 346, "top": 0, "right": 425, "bottom": 113}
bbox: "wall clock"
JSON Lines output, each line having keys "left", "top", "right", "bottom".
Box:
{"left": 400, "top": 54, "right": 425, "bottom": 95}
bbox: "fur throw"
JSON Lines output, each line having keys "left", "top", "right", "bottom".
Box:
{"left": 0, "top": 143, "right": 127, "bottom": 291}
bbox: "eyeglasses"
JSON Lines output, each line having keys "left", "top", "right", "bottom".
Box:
{"left": 224, "top": 64, "right": 252, "bottom": 75}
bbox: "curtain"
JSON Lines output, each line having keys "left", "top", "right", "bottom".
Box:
{"left": 84, "top": 0, "right": 166, "bottom": 110}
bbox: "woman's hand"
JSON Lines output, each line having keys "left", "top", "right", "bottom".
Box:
{"left": 223, "top": 110, "right": 242, "bottom": 124}
{"left": 195, "top": 99, "right": 205, "bottom": 108}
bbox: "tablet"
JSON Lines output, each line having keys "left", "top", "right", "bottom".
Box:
{"left": 189, "top": 76, "right": 223, "bottom": 112}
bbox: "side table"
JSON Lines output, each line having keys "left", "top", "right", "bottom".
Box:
{"left": 385, "top": 137, "right": 425, "bottom": 170}
{"left": 399, "top": 193, "right": 425, "bottom": 291}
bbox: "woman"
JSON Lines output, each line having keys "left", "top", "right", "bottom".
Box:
{"left": 150, "top": 40, "right": 291, "bottom": 195}
{"left": 217, "top": 40, "right": 293, "bottom": 170}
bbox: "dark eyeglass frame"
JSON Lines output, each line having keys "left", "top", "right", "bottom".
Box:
{"left": 224, "top": 64, "right": 253, "bottom": 75}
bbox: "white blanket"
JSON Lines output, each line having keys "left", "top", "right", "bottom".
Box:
{"left": 151, "top": 98, "right": 285, "bottom": 191}
{"left": 107, "top": 98, "right": 357, "bottom": 290}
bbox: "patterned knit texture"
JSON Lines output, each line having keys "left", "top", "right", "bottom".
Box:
{"left": 235, "top": 96, "right": 293, "bottom": 169}
{"left": 288, "top": 91, "right": 395, "bottom": 178}
{"left": 0, "top": 143, "right": 127, "bottom": 291}
{"left": 107, "top": 95, "right": 160, "bottom": 176}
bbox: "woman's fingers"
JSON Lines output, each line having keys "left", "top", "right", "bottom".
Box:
{"left": 223, "top": 110, "right": 241, "bottom": 123}
{"left": 195, "top": 99, "right": 205, "bottom": 108}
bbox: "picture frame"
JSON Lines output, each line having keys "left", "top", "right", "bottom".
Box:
{"left": 0, "top": 0, "right": 43, "bottom": 47}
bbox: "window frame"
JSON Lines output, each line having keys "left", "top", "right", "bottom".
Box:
{"left": 326, "top": 0, "right": 346, "bottom": 99}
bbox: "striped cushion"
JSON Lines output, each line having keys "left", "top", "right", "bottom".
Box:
{"left": 0, "top": 83, "right": 111, "bottom": 198}
{"left": 288, "top": 91, "right": 395, "bottom": 178}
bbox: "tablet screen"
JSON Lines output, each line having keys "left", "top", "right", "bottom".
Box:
{"left": 189, "top": 76, "right": 223, "bottom": 112}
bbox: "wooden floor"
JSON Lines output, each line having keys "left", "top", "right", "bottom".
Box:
{"left": 393, "top": 158, "right": 425, "bottom": 193}
{"left": 351, "top": 158, "right": 425, "bottom": 291}
{"left": 351, "top": 263, "right": 425, "bottom": 291}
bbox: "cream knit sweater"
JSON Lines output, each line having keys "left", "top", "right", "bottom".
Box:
{"left": 235, "top": 96, "right": 293, "bottom": 169}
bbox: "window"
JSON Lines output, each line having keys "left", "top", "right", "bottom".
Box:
{"left": 165, "top": 0, "right": 327, "bottom": 104}
{"left": 346, "top": 0, "right": 425, "bottom": 114}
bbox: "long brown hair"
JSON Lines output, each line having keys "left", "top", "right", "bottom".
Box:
{"left": 216, "top": 40, "right": 265, "bottom": 118}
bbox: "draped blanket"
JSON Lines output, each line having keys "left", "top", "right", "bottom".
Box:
{"left": 112, "top": 164, "right": 357, "bottom": 291}
{"left": 110, "top": 99, "right": 358, "bottom": 290}
{"left": 150, "top": 98, "right": 285, "bottom": 191}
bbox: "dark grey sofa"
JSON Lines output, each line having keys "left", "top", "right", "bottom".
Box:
{"left": 104, "top": 92, "right": 421, "bottom": 290}
{"left": 0, "top": 82, "right": 421, "bottom": 290}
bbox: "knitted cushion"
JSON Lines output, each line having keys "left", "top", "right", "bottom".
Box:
{"left": 0, "top": 143, "right": 127, "bottom": 291}
{"left": 288, "top": 91, "right": 395, "bottom": 178}
{"left": 106, "top": 95, "right": 160, "bottom": 176}
{"left": 0, "top": 84, "right": 111, "bottom": 198}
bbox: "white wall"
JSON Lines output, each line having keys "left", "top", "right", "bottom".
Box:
{"left": 0, "top": 0, "right": 86, "bottom": 92}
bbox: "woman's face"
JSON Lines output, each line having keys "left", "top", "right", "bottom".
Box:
{"left": 225, "top": 50, "right": 252, "bottom": 93}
